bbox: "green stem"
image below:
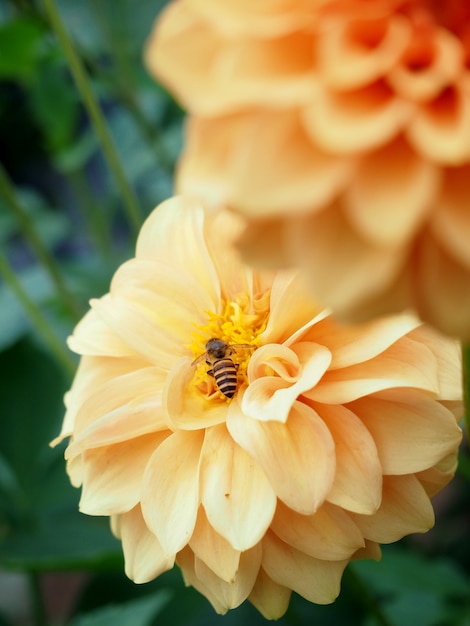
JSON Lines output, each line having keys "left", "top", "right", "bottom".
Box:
{"left": 0, "top": 251, "right": 76, "bottom": 378}
{"left": 345, "top": 566, "right": 394, "bottom": 626}
{"left": 462, "top": 342, "right": 470, "bottom": 438}
{"left": 0, "top": 163, "right": 82, "bottom": 321}
{"left": 42, "top": 0, "right": 144, "bottom": 236}
{"left": 28, "top": 571, "right": 47, "bottom": 626}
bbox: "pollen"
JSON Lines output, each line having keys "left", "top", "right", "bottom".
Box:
{"left": 188, "top": 290, "right": 270, "bottom": 400}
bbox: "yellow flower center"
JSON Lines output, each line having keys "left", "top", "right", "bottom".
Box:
{"left": 188, "top": 290, "right": 270, "bottom": 401}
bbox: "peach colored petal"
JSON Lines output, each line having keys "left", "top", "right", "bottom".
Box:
{"left": 302, "top": 81, "right": 412, "bottom": 153}
{"left": 177, "top": 546, "right": 228, "bottom": 615}
{"left": 351, "top": 395, "right": 462, "bottom": 475}
{"left": 430, "top": 165, "right": 470, "bottom": 270}
{"left": 135, "top": 196, "right": 220, "bottom": 303}
{"left": 309, "top": 313, "right": 421, "bottom": 369}
{"left": 351, "top": 475, "right": 435, "bottom": 543}
{"left": 193, "top": 545, "right": 262, "bottom": 612}
{"left": 66, "top": 455, "right": 83, "bottom": 488}
{"left": 177, "top": 112, "right": 353, "bottom": 216}
{"left": 318, "top": 14, "right": 410, "bottom": 89}
{"left": 63, "top": 367, "right": 168, "bottom": 449}
{"left": 407, "top": 87, "right": 470, "bottom": 164}
{"left": 248, "top": 568, "right": 291, "bottom": 620}
{"left": 235, "top": 216, "right": 297, "bottom": 269}
{"left": 271, "top": 500, "right": 365, "bottom": 560}
{"left": 351, "top": 540, "right": 382, "bottom": 562}
{"left": 200, "top": 424, "right": 276, "bottom": 551}
{"left": 164, "top": 358, "right": 228, "bottom": 430}
{"left": 189, "top": 507, "right": 241, "bottom": 583}
{"left": 116, "top": 506, "right": 174, "bottom": 584}
{"left": 313, "top": 403, "right": 382, "bottom": 514}
{"left": 415, "top": 230, "right": 470, "bottom": 339}
{"left": 67, "top": 302, "right": 138, "bottom": 358}
{"left": 262, "top": 531, "right": 348, "bottom": 605}
{"left": 286, "top": 204, "right": 405, "bottom": 313}
{"left": 406, "top": 325, "right": 462, "bottom": 401}
{"left": 243, "top": 342, "right": 332, "bottom": 423}
{"left": 141, "top": 430, "right": 203, "bottom": 555}
{"left": 306, "top": 336, "right": 440, "bottom": 403}
{"left": 78, "top": 433, "right": 168, "bottom": 515}
{"left": 147, "top": 2, "right": 316, "bottom": 114}
{"left": 227, "top": 400, "right": 335, "bottom": 514}
{"left": 260, "top": 271, "right": 327, "bottom": 345}
{"left": 389, "top": 27, "right": 462, "bottom": 101}
{"left": 416, "top": 453, "right": 458, "bottom": 497}
{"left": 344, "top": 137, "right": 439, "bottom": 247}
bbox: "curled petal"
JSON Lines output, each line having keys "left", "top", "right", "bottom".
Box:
{"left": 313, "top": 403, "right": 382, "bottom": 514}
{"left": 351, "top": 475, "right": 435, "bottom": 543}
{"left": 306, "top": 336, "right": 440, "bottom": 403}
{"left": 189, "top": 507, "right": 241, "bottom": 583}
{"left": 228, "top": 401, "right": 335, "bottom": 514}
{"left": 249, "top": 568, "right": 291, "bottom": 620}
{"left": 78, "top": 432, "right": 168, "bottom": 516}
{"left": 262, "top": 531, "right": 348, "bottom": 605}
{"left": 243, "top": 342, "right": 332, "bottom": 423}
{"left": 350, "top": 395, "right": 462, "bottom": 475}
{"left": 271, "top": 500, "right": 364, "bottom": 560}
{"left": 141, "top": 430, "right": 203, "bottom": 555}
{"left": 164, "top": 358, "right": 228, "bottom": 430}
{"left": 200, "top": 424, "right": 276, "bottom": 551}
{"left": 117, "top": 506, "right": 174, "bottom": 584}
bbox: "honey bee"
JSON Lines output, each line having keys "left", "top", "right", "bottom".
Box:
{"left": 191, "top": 338, "right": 255, "bottom": 399}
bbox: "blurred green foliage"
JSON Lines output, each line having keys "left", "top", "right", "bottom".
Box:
{"left": 0, "top": 1, "right": 469, "bottom": 625}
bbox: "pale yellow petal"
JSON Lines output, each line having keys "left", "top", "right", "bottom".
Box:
{"left": 78, "top": 433, "right": 168, "bottom": 515}
{"left": 271, "top": 500, "right": 364, "bottom": 560}
{"left": 351, "top": 475, "right": 435, "bottom": 543}
{"left": 313, "top": 403, "right": 382, "bottom": 514}
{"left": 177, "top": 546, "right": 229, "bottom": 615}
{"left": 164, "top": 358, "right": 228, "bottom": 430}
{"left": 189, "top": 507, "right": 241, "bottom": 583}
{"left": 351, "top": 395, "right": 461, "bottom": 475}
{"left": 243, "top": 342, "right": 332, "bottom": 423}
{"left": 302, "top": 81, "right": 411, "bottom": 153}
{"left": 248, "top": 568, "right": 291, "bottom": 620}
{"left": 141, "top": 430, "right": 203, "bottom": 555}
{"left": 262, "top": 531, "right": 348, "bottom": 605}
{"left": 344, "top": 138, "right": 439, "bottom": 247}
{"left": 307, "top": 336, "right": 440, "bottom": 403}
{"left": 200, "top": 424, "right": 276, "bottom": 551}
{"left": 135, "top": 196, "right": 220, "bottom": 303}
{"left": 118, "top": 506, "right": 174, "bottom": 584}
{"left": 227, "top": 400, "right": 335, "bottom": 514}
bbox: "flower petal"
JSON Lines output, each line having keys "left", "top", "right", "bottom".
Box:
{"left": 135, "top": 196, "right": 220, "bottom": 303}
{"left": 141, "top": 430, "right": 203, "bottom": 555}
{"left": 200, "top": 424, "right": 276, "bottom": 551}
{"left": 351, "top": 475, "right": 435, "bottom": 543}
{"left": 189, "top": 507, "right": 241, "bottom": 583}
{"left": 78, "top": 433, "right": 168, "bottom": 515}
{"left": 313, "top": 403, "right": 382, "bottom": 514}
{"left": 115, "top": 506, "right": 174, "bottom": 584}
{"left": 248, "top": 568, "right": 291, "bottom": 620}
{"left": 350, "top": 394, "right": 462, "bottom": 475}
{"left": 262, "top": 531, "right": 348, "bottom": 605}
{"left": 228, "top": 400, "right": 335, "bottom": 514}
{"left": 271, "top": 500, "right": 364, "bottom": 560}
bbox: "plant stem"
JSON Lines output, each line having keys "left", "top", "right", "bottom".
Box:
{"left": 0, "top": 163, "right": 82, "bottom": 321}
{"left": 0, "top": 251, "right": 76, "bottom": 378}
{"left": 345, "top": 566, "right": 394, "bottom": 626}
{"left": 42, "top": 0, "right": 144, "bottom": 236}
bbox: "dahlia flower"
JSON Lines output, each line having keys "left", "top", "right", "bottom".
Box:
{"left": 146, "top": 1, "right": 470, "bottom": 338}
{"left": 52, "top": 196, "right": 462, "bottom": 618}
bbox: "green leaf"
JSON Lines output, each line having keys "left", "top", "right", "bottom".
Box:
{"left": 70, "top": 592, "right": 173, "bottom": 626}
{"left": 0, "top": 17, "right": 44, "bottom": 81}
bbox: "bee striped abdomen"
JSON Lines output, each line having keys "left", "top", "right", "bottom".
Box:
{"left": 212, "top": 357, "right": 238, "bottom": 398}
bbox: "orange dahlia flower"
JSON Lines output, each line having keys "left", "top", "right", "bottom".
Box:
{"left": 146, "top": 1, "right": 470, "bottom": 338}
{"left": 53, "top": 196, "right": 462, "bottom": 618}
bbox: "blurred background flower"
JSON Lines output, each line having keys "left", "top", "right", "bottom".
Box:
{"left": 147, "top": 0, "right": 470, "bottom": 338}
